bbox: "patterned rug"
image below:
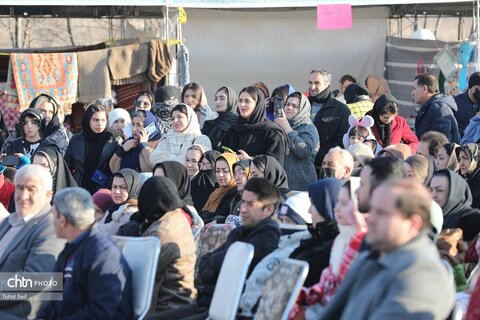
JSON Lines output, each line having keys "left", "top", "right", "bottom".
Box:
{"left": 10, "top": 52, "right": 78, "bottom": 114}
{"left": 1, "top": 69, "right": 20, "bottom": 131}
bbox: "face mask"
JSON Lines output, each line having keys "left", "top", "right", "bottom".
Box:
{"left": 318, "top": 167, "right": 336, "bottom": 179}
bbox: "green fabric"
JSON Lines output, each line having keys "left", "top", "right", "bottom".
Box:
{"left": 453, "top": 263, "right": 467, "bottom": 292}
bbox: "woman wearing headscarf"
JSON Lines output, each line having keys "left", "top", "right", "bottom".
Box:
{"left": 267, "top": 84, "right": 295, "bottom": 121}
{"left": 152, "top": 86, "right": 181, "bottom": 137}
{"left": 199, "top": 152, "right": 239, "bottom": 224}
{"left": 367, "top": 94, "right": 418, "bottom": 154}
{"left": 150, "top": 104, "right": 211, "bottom": 166}
{"left": 28, "top": 94, "right": 69, "bottom": 155}
{"left": 221, "top": 86, "right": 288, "bottom": 165}
{"left": 108, "top": 108, "right": 132, "bottom": 144}
{"left": 457, "top": 143, "right": 480, "bottom": 209}
{"left": 202, "top": 86, "right": 239, "bottom": 148}
{"left": 190, "top": 150, "right": 221, "bottom": 211}
{"left": 65, "top": 103, "right": 118, "bottom": 194}
{"left": 250, "top": 155, "right": 289, "bottom": 199}
{"left": 3, "top": 109, "right": 53, "bottom": 168}
{"left": 238, "top": 178, "right": 342, "bottom": 317}
{"left": 436, "top": 142, "right": 460, "bottom": 171}
{"left": 110, "top": 110, "right": 161, "bottom": 173}
{"left": 229, "top": 159, "right": 251, "bottom": 218}
{"left": 97, "top": 168, "right": 140, "bottom": 236}
{"left": 274, "top": 92, "right": 319, "bottom": 191}
{"left": 291, "top": 178, "right": 367, "bottom": 319}
{"left": 32, "top": 146, "right": 77, "bottom": 195}
{"left": 138, "top": 176, "right": 197, "bottom": 312}
{"left": 134, "top": 91, "right": 154, "bottom": 112}
{"left": 181, "top": 82, "right": 217, "bottom": 129}
{"left": 152, "top": 161, "right": 203, "bottom": 228}
{"left": 429, "top": 169, "right": 480, "bottom": 240}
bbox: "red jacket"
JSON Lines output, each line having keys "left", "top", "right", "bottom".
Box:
{"left": 371, "top": 115, "right": 419, "bottom": 154}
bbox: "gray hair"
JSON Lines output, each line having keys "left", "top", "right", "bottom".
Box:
{"left": 310, "top": 69, "right": 332, "bottom": 85}
{"left": 53, "top": 187, "right": 95, "bottom": 228}
{"left": 14, "top": 164, "right": 53, "bottom": 191}
{"left": 328, "top": 146, "right": 355, "bottom": 171}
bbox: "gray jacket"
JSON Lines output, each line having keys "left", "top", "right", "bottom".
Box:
{"left": 284, "top": 123, "right": 319, "bottom": 191}
{"left": 0, "top": 206, "right": 65, "bottom": 320}
{"left": 319, "top": 232, "right": 455, "bottom": 320}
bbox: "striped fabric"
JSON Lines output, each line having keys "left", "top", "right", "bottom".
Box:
{"left": 114, "top": 83, "right": 144, "bottom": 111}
{"left": 385, "top": 37, "right": 460, "bottom": 119}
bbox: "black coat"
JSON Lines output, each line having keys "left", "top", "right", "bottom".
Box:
{"left": 312, "top": 95, "right": 351, "bottom": 167}
{"left": 221, "top": 122, "right": 288, "bottom": 165}
{"left": 196, "top": 217, "right": 281, "bottom": 308}
{"left": 64, "top": 133, "right": 117, "bottom": 193}
{"left": 199, "top": 187, "right": 238, "bottom": 224}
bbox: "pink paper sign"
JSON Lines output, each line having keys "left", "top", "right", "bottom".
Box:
{"left": 317, "top": 4, "right": 352, "bottom": 30}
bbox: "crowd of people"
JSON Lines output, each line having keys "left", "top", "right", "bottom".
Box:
{"left": 1, "top": 68, "right": 480, "bottom": 319}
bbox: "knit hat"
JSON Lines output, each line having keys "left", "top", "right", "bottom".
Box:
{"left": 279, "top": 192, "right": 312, "bottom": 224}
{"left": 468, "top": 72, "right": 480, "bottom": 89}
{"left": 154, "top": 85, "right": 181, "bottom": 103}
{"left": 344, "top": 83, "right": 370, "bottom": 104}
{"left": 92, "top": 189, "right": 114, "bottom": 213}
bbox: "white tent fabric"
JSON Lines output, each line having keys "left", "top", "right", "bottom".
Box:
{"left": 183, "top": 6, "right": 388, "bottom": 102}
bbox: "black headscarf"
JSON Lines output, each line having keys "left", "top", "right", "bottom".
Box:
{"left": 214, "top": 86, "right": 239, "bottom": 131}
{"left": 33, "top": 146, "right": 77, "bottom": 195}
{"left": 105, "top": 168, "right": 141, "bottom": 223}
{"left": 154, "top": 161, "right": 193, "bottom": 206}
{"left": 433, "top": 169, "right": 473, "bottom": 228}
{"left": 255, "top": 155, "right": 289, "bottom": 197}
{"left": 81, "top": 104, "right": 113, "bottom": 193}
{"left": 138, "top": 176, "right": 183, "bottom": 229}
{"left": 191, "top": 150, "right": 221, "bottom": 210}
{"left": 344, "top": 83, "right": 370, "bottom": 104}
{"left": 370, "top": 94, "right": 398, "bottom": 147}
{"left": 29, "top": 93, "right": 62, "bottom": 138}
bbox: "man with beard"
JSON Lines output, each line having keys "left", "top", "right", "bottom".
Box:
{"left": 454, "top": 72, "right": 480, "bottom": 137}
{"left": 308, "top": 69, "right": 351, "bottom": 167}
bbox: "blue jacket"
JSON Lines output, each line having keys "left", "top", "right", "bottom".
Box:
{"left": 462, "top": 114, "right": 480, "bottom": 144}
{"left": 415, "top": 94, "right": 461, "bottom": 143}
{"left": 38, "top": 227, "right": 133, "bottom": 320}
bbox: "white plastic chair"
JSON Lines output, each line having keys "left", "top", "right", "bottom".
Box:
{"left": 111, "top": 236, "right": 161, "bottom": 320}
{"left": 254, "top": 259, "right": 309, "bottom": 320}
{"left": 207, "top": 241, "right": 254, "bottom": 320}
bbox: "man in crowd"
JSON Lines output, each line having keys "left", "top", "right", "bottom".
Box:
{"left": 416, "top": 131, "right": 449, "bottom": 159}
{"left": 0, "top": 165, "right": 64, "bottom": 319}
{"left": 321, "top": 146, "right": 354, "bottom": 179}
{"left": 339, "top": 74, "right": 357, "bottom": 95}
{"left": 412, "top": 73, "right": 460, "bottom": 143}
{"left": 38, "top": 187, "right": 132, "bottom": 320}
{"left": 308, "top": 69, "right": 351, "bottom": 167}
{"left": 356, "top": 157, "right": 405, "bottom": 213}
{"left": 319, "top": 179, "right": 455, "bottom": 319}
{"left": 149, "top": 177, "right": 281, "bottom": 319}
{"left": 454, "top": 71, "right": 480, "bottom": 136}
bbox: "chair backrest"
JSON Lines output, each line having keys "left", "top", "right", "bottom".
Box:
{"left": 111, "top": 235, "right": 161, "bottom": 320}
{"left": 208, "top": 241, "right": 254, "bottom": 320}
{"left": 195, "top": 224, "right": 232, "bottom": 280}
{"left": 253, "top": 259, "right": 309, "bottom": 320}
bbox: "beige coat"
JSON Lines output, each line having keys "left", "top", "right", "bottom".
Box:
{"left": 142, "top": 208, "right": 197, "bottom": 313}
